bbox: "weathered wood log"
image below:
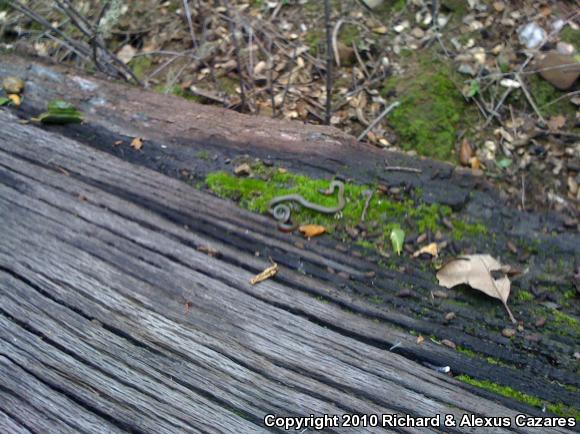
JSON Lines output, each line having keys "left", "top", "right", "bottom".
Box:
{"left": 0, "top": 109, "right": 577, "bottom": 433}
{"left": 1, "top": 53, "right": 578, "bottom": 431}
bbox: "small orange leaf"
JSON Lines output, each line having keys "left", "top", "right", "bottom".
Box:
{"left": 469, "top": 156, "right": 481, "bottom": 170}
{"left": 130, "top": 137, "right": 143, "bottom": 150}
{"left": 412, "top": 242, "right": 438, "bottom": 258}
{"left": 8, "top": 94, "right": 21, "bottom": 106}
{"left": 459, "top": 138, "right": 473, "bottom": 167}
{"left": 299, "top": 224, "right": 326, "bottom": 238}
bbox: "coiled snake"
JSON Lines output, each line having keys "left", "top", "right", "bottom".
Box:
{"left": 268, "top": 180, "right": 346, "bottom": 232}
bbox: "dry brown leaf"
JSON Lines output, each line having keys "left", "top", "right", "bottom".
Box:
{"left": 372, "top": 26, "right": 388, "bottom": 34}
{"left": 117, "top": 44, "right": 137, "bottom": 64}
{"left": 412, "top": 242, "right": 438, "bottom": 258}
{"left": 459, "top": 138, "right": 473, "bottom": 167}
{"left": 250, "top": 262, "right": 278, "bottom": 285}
{"left": 130, "top": 137, "right": 143, "bottom": 150}
{"left": 436, "top": 254, "right": 516, "bottom": 323}
{"left": 547, "top": 115, "right": 566, "bottom": 131}
{"left": 416, "top": 335, "right": 424, "bottom": 345}
{"left": 299, "top": 224, "right": 326, "bottom": 238}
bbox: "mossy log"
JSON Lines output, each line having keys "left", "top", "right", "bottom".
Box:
{"left": 0, "top": 55, "right": 578, "bottom": 430}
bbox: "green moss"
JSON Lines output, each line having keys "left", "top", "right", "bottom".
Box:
{"left": 514, "top": 290, "right": 534, "bottom": 302}
{"left": 197, "top": 150, "right": 210, "bottom": 160}
{"left": 526, "top": 75, "right": 576, "bottom": 118}
{"left": 305, "top": 29, "right": 324, "bottom": 56}
{"left": 155, "top": 84, "right": 202, "bottom": 102}
{"left": 374, "top": 0, "right": 406, "bottom": 16}
{"left": 218, "top": 76, "right": 238, "bottom": 96}
{"left": 560, "top": 26, "right": 580, "bottom": 50}
{"left": 551, "top": 310, "right": 579, "bottom": 332}
{"left": 451, "top": 219, "right": 487, "bottom": 240}
{"left": 339, "top": 24, "right": 359, "bottom": 46}
{"left": 383, "top": 59, "right": 473, "bottom": 160}
{"left": 128, "top": 56, "right": 152, "bottom": 81}
{"left": 456, "top": 346, "right": 476, "bottom": 357}
{"left": 205, "top": 169, "right": 453, "bottom": 236}
{"left": 456, "top": 375, "right": 579, "bottom": 419}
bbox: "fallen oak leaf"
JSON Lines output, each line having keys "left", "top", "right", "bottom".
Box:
{"left": 299, "top": 224, "right": 326, "bottom": 238}
{"left": 249, "top": 261, "right": 278, "bottom": 285}
{"left": 436, "top": 254, "right": 516, "bottom": 324}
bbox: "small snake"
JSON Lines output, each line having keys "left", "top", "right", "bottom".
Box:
{"left": 268, "top": 180, "right": 346, "bottom": 232}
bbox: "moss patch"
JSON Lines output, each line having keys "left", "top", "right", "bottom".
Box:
{"left": 560, "top": 26, "right": 580, "bottom": 51}
{"left": 451, "top": 219, "right": 487, "bottom": 241}
{"left": 205, "top": 168, "right": 452, "bottom": 236}
{"left": 382, "top": 57, "right": 474, "bottom": 161}
{"left": 128, "top": 56, "right": 152, "bottom": 81}
{"left": 526, "top": 75, "right": 577, "bottom": 118}
{"left": 456, "top": 375, "right": 579, "bottom": 419}
{"left": 514, "top": 290, "right": 534, "bottom": 302}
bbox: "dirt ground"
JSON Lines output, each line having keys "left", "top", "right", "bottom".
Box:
{"left": 1, "top": 0, "right": 578, "bottom": 215}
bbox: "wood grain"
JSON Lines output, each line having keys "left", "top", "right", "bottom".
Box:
{"left": 0, "top": 110, "right": 576, "bottom": 433}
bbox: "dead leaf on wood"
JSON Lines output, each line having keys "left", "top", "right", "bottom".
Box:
{"left": 416, "top": 335, "right": 424, "bottom": 345}
{"left": 249, "top": 262, "right": 278, "bottom": 285}
{"left": 547, "top": 115, "right": 566, "bottom": 131}
{"left": 7, "top": 94, "right": 21, "bottom": 106}
{"left": 130, "top": 137, "right": 143, "bottom": 150}
{"left": 436, "top": 254, "right": 516, "bottom": 323}
{"left": 412, "top": 242, "right": 438, "bottom": 258}
{"left": 197, "top": 245, "right": 219, "bottom": 257}
{"left": 299, "top": 224, "right": 326, "bottom": 238}
{"left": 117, "top": 44, "right": 137, "bottom": 64}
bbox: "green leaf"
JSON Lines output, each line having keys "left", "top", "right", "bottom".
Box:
{"left": 390, "top": 227, "right": 405, "bottom": 255}
{"left": 37, "top": 100, "right": 83, "bottom": 124}
{"left": 497, "top": 158, "right": 512, "bottom": 168}
{"left": 48, "top": 99, "right": 76, "bottom": 112}
{"left": 0, "top": 97, "right": 11, "bottom": 106}
{"left": 467, "top": 80, "right": 480, "bottom": 97}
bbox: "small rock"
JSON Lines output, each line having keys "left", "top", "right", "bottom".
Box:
{"left": 360, "top": 0, "right": 384, "bottom": 10}
{"left": 492, "top": 1, "right": 505, "bottom": 12}
{"left": 441, "top": 339, "right": 456, "bottom": 349}
{"left": 444, "top": 312, "right": 456, "bottom": 322}
{"left": 518, "top": 22, "right": 546, "bottom": 49}
{"left": 537, "top": 51, "right": 580, "bottom": 90}
{"left": 410, "top": 27, "right": 425, "bottom": 39}
{"left": 457, "top": 63, "right": 476, "bottom": 76}
{"left": 2, "top": 76, "right": 25, "bottom": 94}
{"left": 556, "top": 42, "right": 575, "bottom": 56}
{"left": 502, "top": 328, "right": 516, "bottom": 338}
{"left": 393, "top": 21, "right": 409, "bottom": 33}
{"left": 234, "top": 163, "right": 252, "bottom": 177}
